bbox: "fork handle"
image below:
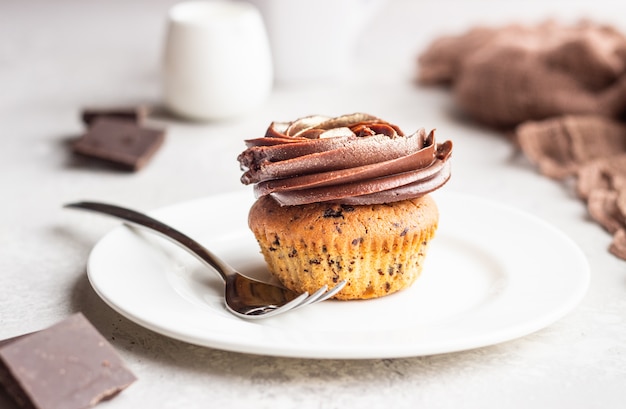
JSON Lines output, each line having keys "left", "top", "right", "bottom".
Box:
{"left": 64, "top": 201, "right": 229, "bottom": 282}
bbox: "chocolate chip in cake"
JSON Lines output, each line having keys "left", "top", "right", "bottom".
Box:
{"left": 73, "top": 117, "right": 165, "bottom": 171}
{"left": 351, "top": 237, "right": 363, "bottom": 245}
{"left": 323, "top": 207, "right": 344, "bottom": 218}
{"left": 0, "top": 313, "right": 137, "bottom": 409}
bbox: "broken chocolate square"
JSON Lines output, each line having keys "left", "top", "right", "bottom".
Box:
{"left": 81, "top": 106, "right": 150, "bottom": 127}
{"left": 73, "top": 117, "right": 165, "bottom": 171}
{"left": 0, "top": 313, "right": 137, "bottom": 409}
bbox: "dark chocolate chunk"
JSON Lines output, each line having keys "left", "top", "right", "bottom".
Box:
{"left": 0, "top": 313, "right": 137, "bottom": 409}
{"left": 81, "top": 106, "right": 149, "bottom": 127}
{"left": 323, "top": 207, "right": 344, "bottom": 218}
{"left": 73, "top": 117, "right": 165, "bottom": 171}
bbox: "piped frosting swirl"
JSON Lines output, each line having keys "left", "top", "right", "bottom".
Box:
{"left": 238, "top": 113, "right": 453, "bottom": 206}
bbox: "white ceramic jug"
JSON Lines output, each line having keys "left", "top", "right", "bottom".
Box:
{"left": 162, "top": 1, "right": 273, "bottom": 121}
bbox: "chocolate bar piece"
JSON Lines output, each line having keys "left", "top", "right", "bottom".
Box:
{"left": 81, "top": 106, "right": 149, "bottom": 126}
{"left": 73, "top": 117, "right": 165, "bottom": 171}
{"left": 0, "top": 313, "right": 137, "bottom": 409}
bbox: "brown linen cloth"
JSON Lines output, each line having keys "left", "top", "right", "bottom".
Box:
{"left": 418, "top": 20, "right": 626, "bottom": 259}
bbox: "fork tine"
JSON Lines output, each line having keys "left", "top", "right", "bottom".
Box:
{"left": 295, "top": 285, "right": 329, "bottom": 309}
{"left": 290, "top": 279, "right": 347, "bottom": 312}
{"left": 242, "top": 279, "right": 348, "bottom": 319}
{"left": 313, "top": 279, "right": 347, "bottom": 304}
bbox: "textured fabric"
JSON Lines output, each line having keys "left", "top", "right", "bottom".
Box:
{"left": 418, "top": 20, "right": 626, "bottom": 260}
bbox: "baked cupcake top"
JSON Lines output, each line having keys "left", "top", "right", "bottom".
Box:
{"left": 238, "top": 113, "right": 453, "bottom": 206}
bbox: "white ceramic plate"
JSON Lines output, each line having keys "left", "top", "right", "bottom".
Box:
{"left": 86, "top": 191, "right": 589, "bottom": 359}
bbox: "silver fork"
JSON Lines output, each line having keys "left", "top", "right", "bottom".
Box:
{"left": 65, "top": 201, "right": 346, "bottom": 319}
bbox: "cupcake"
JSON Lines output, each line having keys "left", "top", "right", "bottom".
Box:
{"left": 238, "top": 113, "right": 453, "bottom": 300}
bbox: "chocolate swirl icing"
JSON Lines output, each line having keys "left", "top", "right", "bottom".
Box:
{"left": 238, "top": 113, "right": 453, "bottom": 206}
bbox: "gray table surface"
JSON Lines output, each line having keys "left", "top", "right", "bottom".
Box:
{"left": 1, "top": 1, "right": 625, "bottom": 408}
